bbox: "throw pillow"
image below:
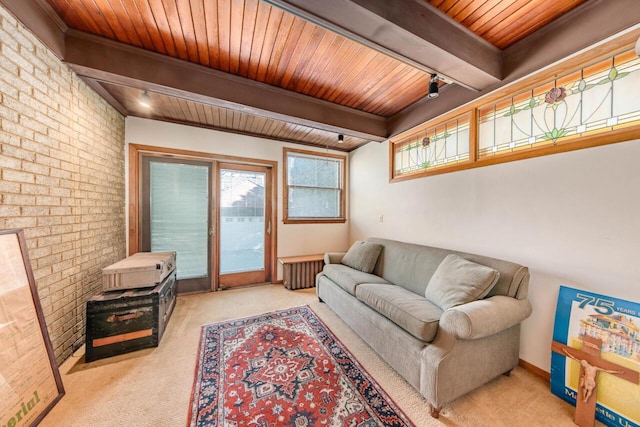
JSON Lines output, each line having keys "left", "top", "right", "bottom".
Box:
{"left": 425, "top": 254, "right": 500, "bottom": 310}
{"left": 340, "top": 241, "right": 383, "bottom": 274}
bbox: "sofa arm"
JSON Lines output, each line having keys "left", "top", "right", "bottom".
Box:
{"left": 440, "top": 296, "right": 532, "bottom": 340}
{"left": 324, "top": 252, "right": 346, "bottom": 264}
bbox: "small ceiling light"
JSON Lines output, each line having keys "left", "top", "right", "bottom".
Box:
{"left": 338, "top": 134, "right": 344, "bottom": 143}
{"left": 427, "top": 74, "right": 440, "bottom": 99}
{"left": 139, "top": 90, "right": 151, "bottom": 108}
{"left": 427, "top": 74, "right": 439, "bottom": 99}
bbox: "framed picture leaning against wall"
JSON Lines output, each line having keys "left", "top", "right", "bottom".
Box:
{"left": 0, "top": 229, "right": 64, "bottom": 427}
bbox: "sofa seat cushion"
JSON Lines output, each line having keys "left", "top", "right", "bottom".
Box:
{"left": 322, "top": 264, "right": 390, "bottom": 296}
{"left": 356, "top": 283, "right": 443, "bottom": 343}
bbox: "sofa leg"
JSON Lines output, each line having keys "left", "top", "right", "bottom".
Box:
{"left": 503, "top": 370, "right": 512, "bottom": 377}
{"left": 429, "top": 404, "right": 440, "bottom": 418}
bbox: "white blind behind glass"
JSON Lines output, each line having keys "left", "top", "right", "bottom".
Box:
{"left": 150, "top": 162, "right": 209, "bottom": 280}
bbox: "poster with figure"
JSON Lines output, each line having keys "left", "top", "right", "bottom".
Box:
{"left": 551, "top": 286, "right": 640, "bottom": 427}
{"left": 0, "top": 230, "right": 64, "bottom": 427}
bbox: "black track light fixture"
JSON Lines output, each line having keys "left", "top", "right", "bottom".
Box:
{"left": 427, "top": 74, "right": 439, "bottom": 99}
{"left": 338, "top": 134, "right": 344, "bottom": 143}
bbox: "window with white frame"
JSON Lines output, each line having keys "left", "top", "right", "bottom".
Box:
{"left": 284, "top": 148, "right": 346, "bottom": 223}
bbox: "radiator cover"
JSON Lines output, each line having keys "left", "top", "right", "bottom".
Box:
{"left": 279, "top": 255, "right": 324, "bottom": 290}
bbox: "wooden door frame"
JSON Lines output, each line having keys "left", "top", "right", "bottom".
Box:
{"left": 128, "top": 143, "right": 279, "bottom": 291}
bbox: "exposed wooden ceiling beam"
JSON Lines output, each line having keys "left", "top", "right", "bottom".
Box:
{"left": 63, "top": 30, "right": 388, "bottom": 142}
{"left": 263, "top": 0, "right": 502, "bottom": 91}
{"left": 388, "top": 0, "right": 640, "bottom": 137}
{"left": 0, "top": 0, "right": 66, "bottom": 59}
{"left": 502, "top": 0, "right": 640, "bottom": 80}
{"left": 6, "top": 0, "right": 640, "bottom": 147}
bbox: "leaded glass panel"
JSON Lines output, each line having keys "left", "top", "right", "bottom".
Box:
{"left": 392, "top": 46, "right": 640, "bottom": 180}
{"left": 394, "top": 113, "right": 471, "bottom": 175}
{"left": 479, "top": 50, "right": 640, "bottom": 158}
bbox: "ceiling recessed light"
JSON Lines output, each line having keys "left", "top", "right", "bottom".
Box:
{"left": 139, "top": 90, "right": 151, "bottom": 108}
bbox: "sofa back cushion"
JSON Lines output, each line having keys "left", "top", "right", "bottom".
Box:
{"left": 367, "top": 238, "right": 529, "bottom": 299}
{"left": 341, "top": 241, "right": 383, "bottom": 274}
{"left": 425, "top": 254, "right": 499, "bottom": 310}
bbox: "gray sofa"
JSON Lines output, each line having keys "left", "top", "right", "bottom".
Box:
{"left": 315, "top": 237, "right": 532, "bottom": 417}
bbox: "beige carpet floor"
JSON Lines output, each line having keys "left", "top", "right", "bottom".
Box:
{"left": 40, "top": 284, "right": 596, "bottom": 426}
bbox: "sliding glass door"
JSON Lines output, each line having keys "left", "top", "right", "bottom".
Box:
{"left": 138, "top": 154, "right": 273, "bottom": 292}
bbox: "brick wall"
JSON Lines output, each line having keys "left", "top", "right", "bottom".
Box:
{"left": 0, "top": 5, "right": 126, "bottom": 363}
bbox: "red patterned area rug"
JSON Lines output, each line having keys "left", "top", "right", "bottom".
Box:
{"left": 187, "top": 305, "right": 415, "bottom": 426}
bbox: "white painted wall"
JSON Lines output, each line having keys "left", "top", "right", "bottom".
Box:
{"left": 124, "top": 117, "right": 350, "bottom": 279}
{"left": 125, "top": 117, "right": 640, "bottom": 371}
{"left": 349, "top": 138, "right": 640, "bottom": 371}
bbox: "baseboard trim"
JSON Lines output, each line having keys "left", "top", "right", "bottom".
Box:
{"left": 519, "top": 359, "right": 550, "bottom": 382}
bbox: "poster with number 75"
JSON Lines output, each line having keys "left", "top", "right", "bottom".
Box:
{"left": 551, "top": 286, "right": 640, "bottom": 427}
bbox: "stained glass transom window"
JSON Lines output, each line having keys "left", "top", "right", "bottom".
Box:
{"left": 391, "top": 45, "right": 640, "bottom": 180}
{"left": 479, "top": 50, "right": 640, "bottom": 157}
{"left": 394, "top": 113, "right": 470, "bottom": 175}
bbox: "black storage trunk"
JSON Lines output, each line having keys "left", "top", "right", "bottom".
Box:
{"left": 85, "top": 270, "right": 176, "bottom": 362}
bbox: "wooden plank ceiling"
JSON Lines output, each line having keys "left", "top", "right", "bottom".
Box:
{"left": 48, "top": 0, "right": 431, "bottom": 117}
{"left": 428, "top": 0, "right": 587, "bottom": 49}
{"left": 41, "top": 0, "right": 590, "bottom": 151}
{"left": 105, "top": 83, "right": 371, "bottom": 150}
